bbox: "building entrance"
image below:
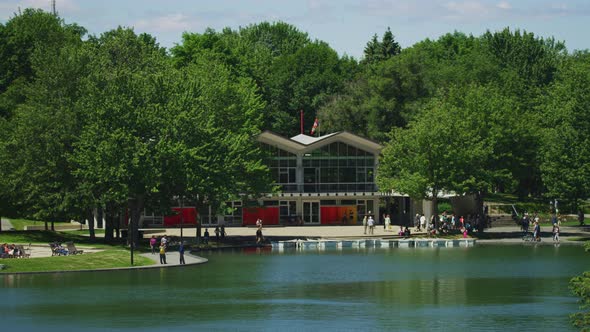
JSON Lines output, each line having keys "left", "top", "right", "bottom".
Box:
{"left": 303, "top": 201, "right": 320, "bottom": 224}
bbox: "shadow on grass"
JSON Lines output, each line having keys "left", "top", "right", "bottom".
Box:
{"left": 0, "top": 230, "right": 127, "bottom": 247}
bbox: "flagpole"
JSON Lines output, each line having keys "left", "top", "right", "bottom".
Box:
{"left": 300, "top": 110, "right": 303, "bottom": 135}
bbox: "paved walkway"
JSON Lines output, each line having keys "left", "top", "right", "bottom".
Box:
{"left": 142, "top": 224, "right": 589, "bottom": 244}
{"left": 1, "top": 218, "right": 14, "bottom": 231}
{"left": 140, "top": 251, "right": 207, "bottom": 266}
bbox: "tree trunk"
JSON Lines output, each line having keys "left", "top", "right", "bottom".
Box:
{"left": 50, "top": 220, "right": 55, "bottom": 231}
{"left": 128, "top": 195, "right": 144, "bottom": 249}
{"left": 104, "top": 202, "right": 115, "bottom": 243}
{"left": 475, "top": 191, "right": 486, "bottom": 233}
{"left": 86, "top": 208, "right": 96, "bottom": 240}
{"left": 116, "top": 208, "right": 124, "bottom": 239}
{"left": 431, "top": 196, "right": 439, "bottom": 220}
{"left": 96, "top": 206, "right": 104, "bottom": 229}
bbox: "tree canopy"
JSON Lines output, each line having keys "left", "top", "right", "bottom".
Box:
{"left": 0, "top": 10, "right": 589, "bottom": 237}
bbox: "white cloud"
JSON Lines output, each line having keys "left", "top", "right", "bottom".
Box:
{"left": 444, "top": 1, "right": 491, "bottom": 18}
{"left": 497, "top": 1, "right": 512, "bottom": 10}
{"left": 135, "top": 13, "right": 199, "bottom": 33}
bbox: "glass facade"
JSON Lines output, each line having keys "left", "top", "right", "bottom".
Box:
{"left": 303, "top": 142, "right": 375, "bottom": 192}
{"left": 262, "top": 144, "right": 298, "bottom": 192}
{"left": 262, "top": 141, "right": 376, "bottom": 193}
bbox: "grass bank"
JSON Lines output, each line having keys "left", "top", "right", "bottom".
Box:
{"left": 0, "top": 250, "right": 153, "bottom": 273}
{"left": 0, "top": 230, "right": 122, "bottom": 249}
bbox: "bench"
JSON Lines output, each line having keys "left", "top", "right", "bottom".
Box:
{"left": 66, "top": 242, "right": 84, "bottom": 255}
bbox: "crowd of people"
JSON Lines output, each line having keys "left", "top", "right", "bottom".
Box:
{"left": 1, "top": 243, "right": 24, "bottom": 258}
{"left": 520, "top": 212, "right": 562, "bottom": 243}
{"left": 149, "top": 234, "right": 188, "bottom": 265}
{"left": 412, "top": 211, "right": 489, "bottom": 237}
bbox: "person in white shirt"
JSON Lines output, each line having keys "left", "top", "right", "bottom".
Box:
{"left": 419, "top": 214, "right": 426, "bottom": 231}
{"left": 368, "top": 215, "right": 375, "bottom": 235}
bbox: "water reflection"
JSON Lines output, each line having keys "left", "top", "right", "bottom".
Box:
{"left": 0, "top": 245, "right": 587, "bottom": 331}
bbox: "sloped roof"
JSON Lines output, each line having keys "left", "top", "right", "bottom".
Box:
{"left": 290, "top": 132, "right": 340, "bottom": 145}
{"left": 258, "top": 131, "right": 382, "bottom": 154}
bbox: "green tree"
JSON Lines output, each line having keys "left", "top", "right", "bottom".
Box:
{"left": 362, "top": 27, "right": 401, "bottom": 64}
{"left": 377, "top": 84, "right": 524, "bottom": 218}
{"left": 0, "top": 12, "right": 85, "bottom": 230}
{"left": 570, "top": 242, "right": 590, "bottom": 330}
{"left": 539, "top": 51, "right": 590, "bottom": 208}
{"left": 0, "top": 8, "right": 85, "bottom": 118}
{"left": 172, "top": 22, "right": 354, "bottom": 137}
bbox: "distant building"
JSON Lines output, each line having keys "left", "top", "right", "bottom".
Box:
{"left": 140, "top": 131, "right": 417, "bottom": 227}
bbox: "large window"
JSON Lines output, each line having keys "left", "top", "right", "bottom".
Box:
{"left": 262, "top": 144, "right": 297, "bottom": 192}
{"left": 302, "top": 142, "right": 376, "bottom": 192}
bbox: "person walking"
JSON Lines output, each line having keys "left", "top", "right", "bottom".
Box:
{"left": 553, "top": 223, "right": 560, "bottom": 243}
{"left": 214, "top": 226, "right": 220, "bottom": 243}
{"left": 420, "top": 214, "right": 426, "bottom": 231}
{"left": 160, "top": 234, "right": 168, "bottom": 249}
{"left": 363, "top": 214, "right": 368, "bottom": 235}
{"left": 204, "top": 229, "right": 210, "bottom": 245}
{"left": 150, "top": 235, "right": 157, "bottom": 255}
{"left": 533, "top": 221, "right": 541, "bottom": 242}
{"left": 179, "top": 242, "right": 186, "bottom": 265}
{"left": 368, "top": 215, "right": 375, "bottom": 235}
{"left": 221, "top": 224, "right": 226, "bottom": 241}
{"left": 159, "top": 244, "right": 167, "bottom": 264}
{"left": 256, "top": 227, "right": 264, "bottom": 244}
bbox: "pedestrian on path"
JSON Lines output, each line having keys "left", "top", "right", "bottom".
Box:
{"left": 159, "top": 244, "right": 167, "bottom": 264}
{"left": 368, "top": 215, "right": 375, "bottom": 235}
{"left": 179, "top": 242, "right": 185, "bottom": 265}
{"left": 553, "top": 224, "right": 560, "bottom": 243}
{"left": 363, "top": 212, "right": 370, "bottom": 235}
{"left": 150, "top": 235, "right": 157, "bottom": 254}
{"left": 204, "top": 229, "right": 210, "bottom": 245}
{"left": 420, "top": 214, "right": 426, "bottom": 231}
{"left": 160, "top": 234, "right": 168, "bottom": 249}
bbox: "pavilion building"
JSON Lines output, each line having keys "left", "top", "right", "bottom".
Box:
{"left": 140, "top": 131, "right": 417, "bottom": 227}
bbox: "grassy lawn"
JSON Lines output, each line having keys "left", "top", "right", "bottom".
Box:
{"left": 0, "top": 230, "right": 149, "bottom": 251}
{"left": 0, "top": 250, "right": 154, "bottom": 273}
{"left": 5, "top": 218, "right": 45, "bottom": 231}
{"left": 0, "top": 230, "right": 100, "bottom": 245}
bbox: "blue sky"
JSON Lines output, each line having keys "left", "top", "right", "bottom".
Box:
{"left": 1, "top": 0, "right": 588, "bottom": 59}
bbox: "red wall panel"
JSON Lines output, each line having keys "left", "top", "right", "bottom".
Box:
{"left": 243, "top": 207, "right": 280, "bottom": 226}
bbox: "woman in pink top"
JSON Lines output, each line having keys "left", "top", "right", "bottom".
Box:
{"left": 149, "top": 235, "right": 157, "bottom": 255}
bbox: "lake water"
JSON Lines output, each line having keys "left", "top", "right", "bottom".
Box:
{"left": 1, "top": 244, "right": 588, "bottom": 331}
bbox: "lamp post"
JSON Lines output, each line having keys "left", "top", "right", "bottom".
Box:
{"left": 129, "top": 210, "right": 134, "bottom": 266}
{"left": 128, "top": 196, "right": 137, "bottom": 266}
{"left": 180, "top": 196, "right": 184, "bottom": 243}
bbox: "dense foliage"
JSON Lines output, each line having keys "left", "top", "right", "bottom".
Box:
{"left": 0, "top": 9, "right": 589, "bottom": 238}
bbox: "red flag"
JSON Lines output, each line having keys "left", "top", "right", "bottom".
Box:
{"left": 310, "top": 117, "right": 319, "bottom": 135}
